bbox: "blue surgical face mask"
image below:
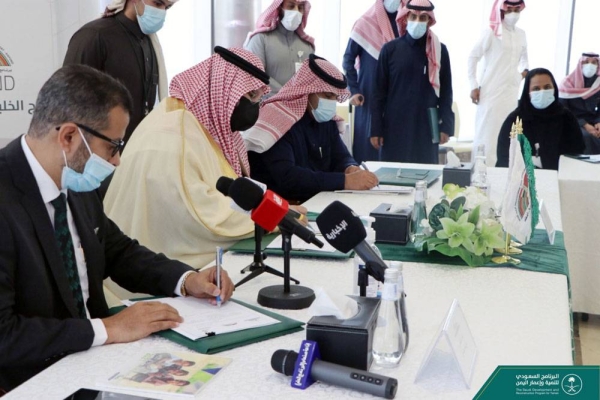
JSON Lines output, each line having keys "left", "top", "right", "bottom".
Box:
{"left": 530, "top": 89, "right": 555, "bottom": 110}
{"left": 383, "top": 0, "right": 401, "bottom": 13}
{"left": 135, "top": 0, "right": 167, "bottom": 35}
{"left": 406, "top": 21, "right": 428, "bottom": 40}
{"left": 311, "top": 98, "right": 338, "bottom": 123}
{"left": 61, "top": 129, "right": 116, "bottom": 192}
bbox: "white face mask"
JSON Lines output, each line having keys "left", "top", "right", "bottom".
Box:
{"left": 530, "top": 89, "right": 555, "bottom": 110}
{"left": 281, "top": 9, "right": 302, "bottom": 31}
{"left": 503, "top": 12, "right": 520, "bottom": 27}
{"left": 582, "top": 63, "right": 598, "bottom": 79}
{"left": 383, "top": 0, "right": 401, "bottom": 13}
{"left": 406, "top": 21, "right": 428, "bottom": 40}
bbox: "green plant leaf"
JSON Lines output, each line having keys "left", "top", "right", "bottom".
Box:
{"left": 429, "top": 203, "right": 448, "bottom": 231}
{"left": 468, "top": 205, "right": 480, "bottom": 225}
{"left": 450, "top": 196, "right": 466, "bottom": 211}
{"left": 449, "top": 209, "right": 457, "bottom": 220}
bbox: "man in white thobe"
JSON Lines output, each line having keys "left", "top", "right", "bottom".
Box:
{"left": 468, "top": 0, "right": 528, "bottom": 165}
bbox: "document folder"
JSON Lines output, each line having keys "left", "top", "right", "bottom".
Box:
{"left": 428, "top": 107, "right": 441, "bottom": 144}
{"left": 110, "top": 299, "right": 304, "bottom": 354}
{"left": 374, "top": 168, "right": 441, "bottom": 187}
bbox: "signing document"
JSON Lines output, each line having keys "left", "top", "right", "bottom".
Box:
{"left": 123, "top": 297, "right": 279, "bottom": 340}
{"left": 335, "top": 185, "right": 413, "bottom": 194}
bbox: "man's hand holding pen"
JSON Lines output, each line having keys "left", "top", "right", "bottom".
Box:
{"left": 184, "top": 265, "right": 234, "bottom": 306}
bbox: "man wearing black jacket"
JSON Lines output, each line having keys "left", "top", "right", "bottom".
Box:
{"left": 0, "top": 65, "right": 233, "bottom": 392}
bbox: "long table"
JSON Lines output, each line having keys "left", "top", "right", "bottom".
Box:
{"left": 5, "top": 164, "right": 572, "bottom": 400}
{"left": 558, "top": 156, "right": 600, "bottom": 315}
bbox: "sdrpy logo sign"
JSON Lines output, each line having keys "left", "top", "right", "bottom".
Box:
{"left": 561, "top": 374, "right": 583, "bottom": 396}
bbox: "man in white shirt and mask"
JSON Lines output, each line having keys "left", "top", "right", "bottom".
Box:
{"left": 468, "top": 0, "right": 528, "bottom": 165}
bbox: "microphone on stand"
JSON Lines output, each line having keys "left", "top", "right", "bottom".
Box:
{"left": 227, "top": 177, "right": 323, "bottom": 247}
{"left": 216, "top": 176, "right": 299, "bottom": 288}
{"left": 216, "top": 176, "right": 316, "bottom": 309}
{"left": 316, "top": 201, "right": 387, "bottom": 296}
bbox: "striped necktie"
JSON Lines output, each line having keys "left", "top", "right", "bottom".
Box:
{"left": 51, "top": 193, "right": 86, "bottom": 318}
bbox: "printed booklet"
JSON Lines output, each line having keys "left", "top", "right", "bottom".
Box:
{"left": 98, "top": 351, "right": 231, "bottom": 398}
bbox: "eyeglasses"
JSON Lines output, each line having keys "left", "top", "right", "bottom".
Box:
{"left": 78, "top": 124, "right": 124, "bottom": 157}
{"left": 56, "top": 123, "right": 124, "bottom": 157}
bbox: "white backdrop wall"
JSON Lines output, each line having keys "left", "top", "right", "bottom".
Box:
{"left": 0, "top": 0, "right": 594, "bottom": 147}
{"left": 0, "top": 0, "right": 102, "bottom": 147}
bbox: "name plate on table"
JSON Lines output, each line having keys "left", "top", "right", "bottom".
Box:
{"left": 374, "top": 168, "right": 441, "bottom": 187}
{"left": 539, "top": 199, "right": 555, "bottom": 245}
{"left": 415, "top": 299, "right": 477, "bottom": 389}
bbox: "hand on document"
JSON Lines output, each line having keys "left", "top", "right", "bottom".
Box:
{"left": 103, "top": 301, "right": 183, "bottom": 344}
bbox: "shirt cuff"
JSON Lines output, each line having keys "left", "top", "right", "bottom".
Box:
{"left": 174, "top": 271, "right": 196, "bottom": 297}
{"left": 91, "top": 318, "right": 108, "bottom": 347}
{"left": 469, "top": 79, "right": 479, "bottom": 90}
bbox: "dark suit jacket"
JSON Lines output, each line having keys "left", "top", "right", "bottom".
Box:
{"left": 0, "top": 137, "right": 193, "bottom": 391}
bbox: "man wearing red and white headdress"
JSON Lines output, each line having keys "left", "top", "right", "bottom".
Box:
{"left": 244, "top": 0, "right": 315, "bottom": 97}
{"left": 105, "top": 47, "right": 272, "bottom": 270}
{"left": 247, "top": 55, "right": 379, "bottom": 203}
{"left": 559, "top": 53, "right": 600, "bottom": 154}
{"left": 64, "top": 0, "right": 177, "bottom": 146}
{"left": 342, "top": 0, "right": 404, "bottom": 164}
{"left": 468, "top": 0, "right": 528, "bottom": 165}
{"left": 370, "top": 0, "right": 454, "bottom": 164}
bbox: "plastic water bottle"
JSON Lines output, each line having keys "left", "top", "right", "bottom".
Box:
{"left": 372, "top": 268, "right": 404, "bottom": 367}
{"left": 409, "top": 180, "right": 428, "bottom": 243}
{"left": 390, "top": 261, "right": 409, "bottom": 355}
{"left": 472, "top": 155, "right": 490, "bottom": 196}
{"left": 353, "top": 216, "right": 383, "bottom": 297}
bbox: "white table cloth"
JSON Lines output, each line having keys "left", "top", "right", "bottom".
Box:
{"left": 5, "top": 164, "right": 572, "bottom": 400}
{"left": 558, "top": 156, "right": 600, "bottom": 314}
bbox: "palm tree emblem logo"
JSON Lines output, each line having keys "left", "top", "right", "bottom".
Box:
{"left": 561, "top": 374, "right": 583, "bottom": 395}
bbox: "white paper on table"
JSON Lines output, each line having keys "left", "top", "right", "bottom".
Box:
{"left": 539, "top": 199, "right": 555, "bottom": 245}
{"left": 122, "top": 297, "right": 279, "bottom": 340}
{"left": 335, "top": 184, "right": 413, "bottom": 195}
{"left": 266, "top": 234, "right": 338, "bottom": 253}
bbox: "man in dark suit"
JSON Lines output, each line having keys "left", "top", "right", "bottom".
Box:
{"left": 0, "top": 65, "right": 234, "bottom": 393}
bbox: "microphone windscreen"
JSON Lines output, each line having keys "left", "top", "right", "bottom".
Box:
{"left": 228, "top": 178, "right": 264, "bottom": 211}
{"left": 271, "top": 350, "right": 298, "bottom": 377}
{"left": 216, "top": 176, "right": 234, "bottom": 196}
{"left": 316, "top": 201, "right": 366, "bottom": 253}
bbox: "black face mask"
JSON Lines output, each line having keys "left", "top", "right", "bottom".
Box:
{"left": 230, "top": 96, "right": 260, "bottom": 132}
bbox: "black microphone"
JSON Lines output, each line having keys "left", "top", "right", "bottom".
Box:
{"left": 271, "top": 349, "right": 398, "bottom": 399}
{"left": 228, "top": 178, "right": 323, "bottom": 248}
{"left": 315, "top": 201, "right": 386, "bottom": 281}
{"left": 216, "top": 176, "right": 234, "bottom": 196}
{"left": 218, "top": 176, "right": 302, "bottom": 219}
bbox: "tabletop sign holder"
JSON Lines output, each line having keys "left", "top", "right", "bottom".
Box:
{"left": 414, "top": 299, "right": 477, "bottom": 389}
{"left": 539, "top": 199, "right": 556, "bottom": 245}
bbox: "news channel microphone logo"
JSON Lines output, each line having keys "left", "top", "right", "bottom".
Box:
{"left": 325, "top": 220, "right": 349, "bottom": 241}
